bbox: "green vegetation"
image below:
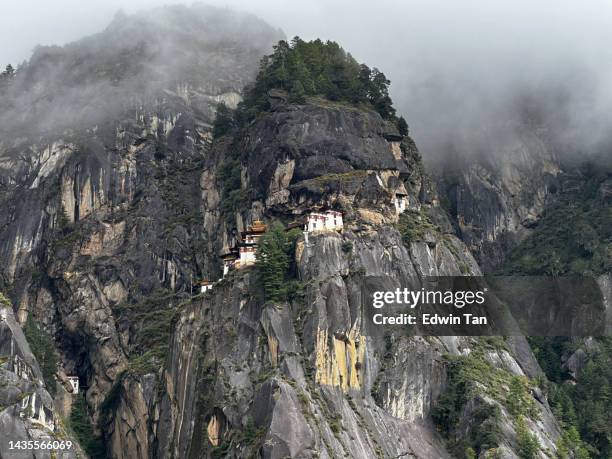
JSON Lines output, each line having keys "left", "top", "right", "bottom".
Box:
{"left": 507, "top": 376, "right": 538, "bottom": 418}
{"left": 0, "top": 64, "right": 15, "bottom": 92}
{"left": 395, "top": 209, "right": 439, "bottom": 243}
{"left": 241, "top": 416, "right": 265, "bottom": 445}
{"left": 154, "top": 140, "right": 168, "bottom": 160}
{"left": 440, "top": 235, "right": 471, "bottom": 274}
{"left": 237, "top": 37, "right": 397, "bottom": 122}
{"left": 210, "top": 416, "right": 265, "bottom": 458}
{"left": 432, "top": 351, "right": 503, "bottom": 457}
{"left": 1, "top": 64, "right": 14, "bottom": 78}
{"left": 210, "top": 38, "right": 411, "bottom": 222}
{"left": 112, "top": 290, "right": 181, "bottom": 376}
{"left": 23, "top": 315, "right": 58, "bottom": 397}
{"left": 397, "top": 116, "right": 409, "bottom": 136}
{"left": 341, "top": 241, "right": 354, "bottom": 253}
{"left": 217, "top": 157, "right": 247, "bottom": 219}
{"left": 69, "top": 394, "right": 106, "bottom": 459}
{"left": 508, "top": 378, "right": 541, "bottom": 459}
{"left": 256, "top": 224, "right": 302, "bottom": 303}
{"left": 557, "top": 426, "right": 591, "bottom": 459}
{"left": 500, "top": 161, "right": 611, "bottom": 276}
{"left": 432, "top": 341, "right": 540, "bottom": 458}
{"left": 0, "top": 291, "right": 10, "bottom": 307}
{"left": 211, "top": 107, "right": 249, "bottom": 221}
{"left": 515, "top": 416, "right": 539, "bottom": 459}
{"left": 500, "top": 158, "right": 612, "bottom": 458}
{"left": 529, "top": 337, "right": 612, "bottom": 458}
{"left": 212, "top": 102, "right": 235, "bottom": 138}
{"left": 57, "top": 206, "right": 70, "bottom": 231}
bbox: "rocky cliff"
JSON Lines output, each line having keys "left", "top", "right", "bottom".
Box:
{"left": 0, "top": 5, "right": 280, "bottom": 457}
{"left": 145, "top": 93, "right": 562, "bottom": 458}
{"left": 1, "top": 303, "right": 84, "bottom": 458}
{"left": 432, "top": 122, "right": 561, "bottom": 272}
{"left": 0, "top": 6, "right": 570, "bottom": 459}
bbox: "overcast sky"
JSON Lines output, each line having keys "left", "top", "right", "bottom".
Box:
{"left": 7, "top": 1, "right": 612, "bottom": 69}
{"left": 3, "top": 0, "right": 612, "bottom": 154}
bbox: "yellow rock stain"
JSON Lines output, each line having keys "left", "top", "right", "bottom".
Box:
{"left": 315, "top": 328, "right": 365, "bottom": 391}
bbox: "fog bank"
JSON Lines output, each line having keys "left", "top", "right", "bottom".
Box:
{"left": 3, "top": 1, "right": 612, "bottom": 157}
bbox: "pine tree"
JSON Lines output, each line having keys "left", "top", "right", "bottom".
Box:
{"left": 257, "top": 224, "right": 292, "bottom": 302}
{"left": 289, "top": 80, "right": 306, "bottom": 104}
{"left": 369, "top": 69, "right": 396, "bottom": 119}
{"left": 507, "top": 376, "right": 526, "bottom": 416}
{"left": 269, "top": 40, "right": 291, "bottom": 89}
{"left": 273, "top": 61, "right": 289, "bottom": 89}
{"left": 23, "top": 316, "right": 58, "bottom": 397}
{"left": 0, "top": 64, "right": 15, "bottom": 92}
{"left": 236, "top": 39, "right": 397, "bottom": 122}
{"left": 212, "top": 102, "right": 235, "bottom": 138}
{"left": 316, "top": 73, "right": 333, "bottom": 97}
{"left": 302, "top": 71, "right": 315, "bottom": 95}
{"left": 70, "top": 395, "right": 106, "bottom": 458}
{"left": 356, "top": 64, "right": 373, "bottom": 103}
{"left": 1, "top": 64, "right": 14, "bottom": 78}
{"left": 515, "top": 416, "right": 540, "bottom": 459}
{"left": 397, "top": 116, "right": 409, "bottom": 136}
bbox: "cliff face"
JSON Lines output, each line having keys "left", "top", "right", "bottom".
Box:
{"left": 0, "top": 305, "right": 82, "bottom": 458}
{"left": 428, "top": 101, "right": 612, "bottom": 457}
{"left": 0, "top": 8, "right": 567, "bottom": 459}
{"left": 150, "top": 99, "right": 562, "bottom": 458}
{"left": 201, "top": 101, "right": 428, "bottom": 257}
{"left": 433, "top": 124, "right": 561, "bottom": 272}
{"left": 0, "top": 5, "right": 281, "bottom": 457}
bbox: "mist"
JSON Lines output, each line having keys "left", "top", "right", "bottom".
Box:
{"left": 3, "top": 1, "right": 612, "bottom": 159}
{"left": 0, "top": 5, "right": 282, "bottom": 138}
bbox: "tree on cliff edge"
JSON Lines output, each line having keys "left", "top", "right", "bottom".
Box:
{"left": 257, "top": 224, "right": 291, "bottom": 302}
{"left": 256, "top": 225, "right": 301, "bottom": 303}
{"left": 238, "top": 37, "right": 398, "bottom": 121}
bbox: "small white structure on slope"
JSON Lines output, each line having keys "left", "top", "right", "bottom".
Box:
{"left": 67, "top": 375, "right": 79, "bottom": 394}
{"left": 304, "top": 210, "right": 343, "bottom": 232}
{"left": 200, "top": 280, "right": 214, "bottom": 293}
{"left": 394, "top": 192, "right": 408, "bottom": 214}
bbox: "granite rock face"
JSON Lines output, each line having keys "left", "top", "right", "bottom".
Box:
{"left": 154, "top": 97, "right": 562, "bottom": 457}
{"left": 0, "top": 306, "right": 81, "bottom": 458}
{"left": 434, "top": 126, "right": 561, "bottom": 272}
{"left": 0, "top": 5, "right": 280, "bottom": 457}
{"left": 0, "top": 6, "right": 566, "bottom": 459}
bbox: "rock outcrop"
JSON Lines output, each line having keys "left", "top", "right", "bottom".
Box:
{"left": 0, "top": 305, "right": 81, "bottom": 458}
{"left": 152, "top": 97, "right": 562, "bottom": 457}
{"left": 434, "top": 125, "right": 561, "bottom": 272}
{"left": 0, "top": 5, "right": 281, "bottom": 457}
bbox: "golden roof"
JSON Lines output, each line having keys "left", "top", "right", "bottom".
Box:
{"left": 247, "top": 220, "right": 267, "bottom": 233}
